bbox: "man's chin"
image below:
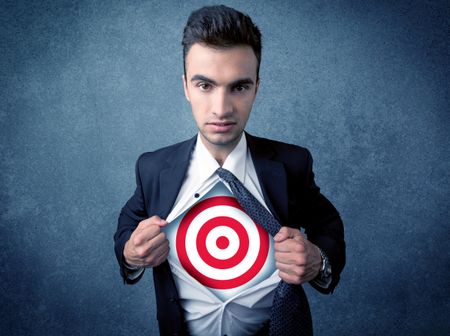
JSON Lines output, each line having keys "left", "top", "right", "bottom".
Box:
{"left": 201, "top": 132, "right": 243, "bottom": 148}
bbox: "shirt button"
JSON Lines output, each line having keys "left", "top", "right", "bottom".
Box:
{"left": 194, "top": 193, "right": 200, "bottom": 198}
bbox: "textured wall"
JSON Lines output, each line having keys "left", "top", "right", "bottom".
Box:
{"left": 1, "top": 0, "right": 449, "bottom": 335}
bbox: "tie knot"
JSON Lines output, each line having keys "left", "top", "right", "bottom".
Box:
{"left": 216, "top": 167, "right": 236, "bottom": 184}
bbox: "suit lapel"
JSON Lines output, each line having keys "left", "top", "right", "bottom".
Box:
{"left": 158, "top": 136, "right": 197, "bottom": 219}
{"left": 246, "top": 133, "right": 289, "bottom": 225}
{"left": 156, "top": 133, "right": 289, "bottom": 224}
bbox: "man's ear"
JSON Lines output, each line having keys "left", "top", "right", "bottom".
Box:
{"left": 252, "top": 78, "right": 260, "bottom": 101}
{"left": 182, "top": 75, "right": 190, "bottom": 102}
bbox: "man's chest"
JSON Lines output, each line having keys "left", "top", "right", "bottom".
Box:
{"left": 163, "top": 181, "right": 278, "bottom": 301}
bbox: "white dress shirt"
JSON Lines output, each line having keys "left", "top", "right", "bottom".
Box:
{"left": 165, "top": 134, "right": 281, "bottom": 336}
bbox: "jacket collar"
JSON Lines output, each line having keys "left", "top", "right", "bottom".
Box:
{"left": 158, "top": 133, "right": 289, "bottom": 224}
{"left": 246, "top": 132, "right": 288, "bottom": 224}
{"left": 158, "top": 136, "right": 197, "bottom": 219}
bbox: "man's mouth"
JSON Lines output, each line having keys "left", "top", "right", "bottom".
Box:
{"left": 207, "top": 121, "right": 236, "bottom": 132}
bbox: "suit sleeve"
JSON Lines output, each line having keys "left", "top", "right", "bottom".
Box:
{"left": 301, "top": 149, "right": 346, "bottom": 294}
{"left": 114, "top": 154, "right": 149, "bottom": 284}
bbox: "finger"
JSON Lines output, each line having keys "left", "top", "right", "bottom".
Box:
{"left": 145, "top": 231, "right": 169, "bottom": 254}
{"left": 140, "top": 216, "right": 168, "bottom": 228}
{"left": 274, "top": 227, "right": 289, "bottom": 242}
{"left": 278, "top": 270, "right": 303, "bottom": 285}
{"left": 275, "top": 249, "right": 306, "bottom": 265}
{"left": 292, "top": 232, "right": 306, "bottom": 242}
{"left": 274, "top": 226, "right": 301, "bottom": 242}
{"left": 135, "top": 231, "right": 168, "bottom": 258}
{"left": 132, "top": 224, "right": 162, "bottom": 245}
{"left": 136, "top": 238, "right": 169, "bottom": 266}
{"left": 145, "top": 241, "right": 170, "bottom": 267}
{"left": 276, "top": 261, "right": 305, "bottom": 277}
{"left": 274, "top": 238, "right": 306, "bottom": 254}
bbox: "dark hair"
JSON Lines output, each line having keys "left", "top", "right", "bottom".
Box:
{"left": 182, "top": 5, "right": 262, "bottom": 78}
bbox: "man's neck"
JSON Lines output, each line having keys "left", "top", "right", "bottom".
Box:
{"left": 199, "top": 133, "right": 244, "bottom": 166}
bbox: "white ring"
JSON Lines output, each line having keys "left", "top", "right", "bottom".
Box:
{"left": 205, "top": 226, "right": 239, "bottom": 260}
{"left": 184, "top": 205, "right": 260, "bottom": 281}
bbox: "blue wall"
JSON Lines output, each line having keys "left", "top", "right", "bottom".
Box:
{"left": 1, "top": 1, "right": 449, "bottom": 335}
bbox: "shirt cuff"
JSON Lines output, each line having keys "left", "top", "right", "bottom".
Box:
{"left": 123, "top": 262, "right": 145, "bottom": 281}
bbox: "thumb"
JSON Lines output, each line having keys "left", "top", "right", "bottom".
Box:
{"left": 274, "top": 226, "right": 302, "bottom": 242}
{"left": 144, "top": 215, "right": 169, "bottom": 228}
{"left": 154, "top": 217, "right": 169, "bottom": 228}
{"left": 274, "top": 226, "right": 290, "bottom": 242}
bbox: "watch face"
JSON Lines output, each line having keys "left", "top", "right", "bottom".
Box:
{"left": 320, "top": 250, "right": 331, "bottom": 277}
{"left": 323, "top": 259, "right": 332, "bottom": 277}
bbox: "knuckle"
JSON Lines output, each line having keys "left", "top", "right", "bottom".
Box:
{"left": 139, "top": 218, "right": 151, "bottom": 227}
{"left": 150, "top": 215, "right": 161, "bottom": 221}
{"left": 293, "top": 255, "right": 305, "bottom": 266}
{"left": 295, "top": 266, "right": 305, "bottom": 277}
{"left": 151, "top": 225, "right": 161, "bottom": 235}
{"left": 135, "top": 247, "right": 147, "bottom": 258}
{"left": 132, "top": 235, "right": 142, "bottom": 246}
{"left": 275, "top": 262, "right": 285, "bottom": 272}
{"left": 146, "top": 255, "right": 155, "bottom": 265}
{"left": 291, "top": 277, "right": 302, "bottom": 285}
{"left": 280, "top": 227, "right": 290, "bottom": 235}
{"left": 293, "top": 242, "right": 305, "bottom": 254}
{"left": 284, "top": 271, "right": 301, "bottom": 285}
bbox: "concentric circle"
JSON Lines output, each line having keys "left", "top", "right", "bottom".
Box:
{"left": 176, "top": 196, "right": 269, "bottom": 289}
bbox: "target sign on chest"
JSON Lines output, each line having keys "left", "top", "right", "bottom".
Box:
{"left": 164, "top": 182, "right": 276, "bottom": 301}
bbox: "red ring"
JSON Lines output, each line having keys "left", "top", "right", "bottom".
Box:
{"left": 196, "top": 216, "right": 249, "bottom": 269}
{"left": 216, "top": 236, "right": 229, "bottom": 249}
{"left": 176, "top": 196, "right": 270, "bottom": 289}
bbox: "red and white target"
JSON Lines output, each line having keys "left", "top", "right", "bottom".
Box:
{"left": 176, "top": 196, "right": 269, "bottom": 289}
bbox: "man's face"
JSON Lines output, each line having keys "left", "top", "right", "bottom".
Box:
{"left": 183, "top": 43, "right": 259, "bottom": 153}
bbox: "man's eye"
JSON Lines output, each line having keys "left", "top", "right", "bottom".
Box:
{"left": 233, "top": 85, "right": 249, "bottom": 92}
{"left": 198, "top": 83, "right": 211, "bottom": 91}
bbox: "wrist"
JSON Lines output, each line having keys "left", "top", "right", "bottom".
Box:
{"left": 310, "top": 248, "right": 333, "bottom": 289}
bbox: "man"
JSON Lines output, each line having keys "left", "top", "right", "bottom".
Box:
{"left": 114, "top": 5, "right": 345, "bottom": 336}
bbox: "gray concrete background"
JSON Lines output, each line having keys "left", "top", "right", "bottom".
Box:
{"left": 1, "top": 1, "right": 449, "bottom": 335}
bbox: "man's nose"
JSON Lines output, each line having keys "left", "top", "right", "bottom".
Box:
{"left": 212, "top": 89, "right": 233, "bottom": 118}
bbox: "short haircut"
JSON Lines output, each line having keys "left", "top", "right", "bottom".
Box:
{"left": 182, "top": 5, "right": 262, "bottom": 78}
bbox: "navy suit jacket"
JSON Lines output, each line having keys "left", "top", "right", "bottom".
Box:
{"left": 114, "top": 133, "right": 345, "bottom": 335}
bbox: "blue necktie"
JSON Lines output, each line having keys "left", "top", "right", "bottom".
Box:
{"left": 216, "top": 168, "right": 312, "bottom": 336}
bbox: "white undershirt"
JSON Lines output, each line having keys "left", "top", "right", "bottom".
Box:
{"left": 166, "top": 134, "right": 280, "bottom": 336}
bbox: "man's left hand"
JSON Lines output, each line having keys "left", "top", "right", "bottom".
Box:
{"left": 274, "top": 227, "right": 322, "bottom": 284}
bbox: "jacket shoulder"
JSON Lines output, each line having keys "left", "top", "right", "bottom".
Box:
{"left": 247, "top": 134, "right": 312, "bottom": 164}
{"left": 136, "top": 137, "right": 196, "bottom": 170}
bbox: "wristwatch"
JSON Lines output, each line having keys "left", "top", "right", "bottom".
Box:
{"left": 318, "top": 248, "right": 332, "bottom": 281}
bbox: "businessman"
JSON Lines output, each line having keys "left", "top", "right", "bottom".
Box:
{"left": 114, "top": 5, "right": 345, "bottom": 336}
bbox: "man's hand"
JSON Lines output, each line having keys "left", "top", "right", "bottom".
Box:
{"left": 123, "top": 216, "right": 169, "bottom": 268}
{"left": 274, "top": 227, "right": 322, "bottom": 284}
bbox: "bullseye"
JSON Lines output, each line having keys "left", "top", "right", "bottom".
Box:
{"left": 176, "top": 196, "right": 270, "bottom": 289}
{"left": 216, "top": 236, "right": 229, "bottom": 249}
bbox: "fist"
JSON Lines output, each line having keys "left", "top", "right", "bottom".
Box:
{"left": 123, "top": 216, "right": 170, "bottom": 268}
{"left": 274, "top": 227, "right": 322, "bottom": 284}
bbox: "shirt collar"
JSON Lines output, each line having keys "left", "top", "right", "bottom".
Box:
{"left": 193, "top": 133, "right": 247, "bottom": 184}
{"left": 222, "top": 134, "right": 247, "bottom": 183}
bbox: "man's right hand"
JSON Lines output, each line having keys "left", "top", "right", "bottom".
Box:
{"left": 123, "top": 215, "right": 169, "bottom": 268}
